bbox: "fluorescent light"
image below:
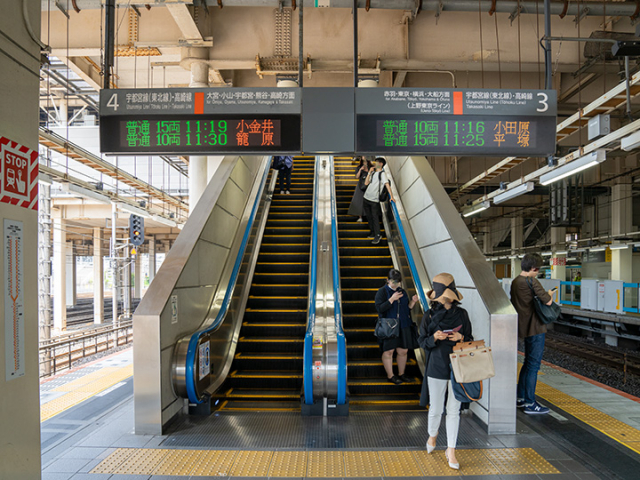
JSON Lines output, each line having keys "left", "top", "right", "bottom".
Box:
{"left": 177, "top": 223, "right": 184, "bottom": 230}
{"left": 590, "top": 246, "right": 606, "bottom": 252}
{"left": 152, "top": 215, "right": 177, "bottom": 227}
{"left": 610, "top": 243, "right": 629, "bottom": 250}
{"left": 555, "top": 250, "right": 568, "bottom": 255}
{"left": 121, "top": 204, "right": 151, "bottom": 218}
{"left": 62, "top": 183, "right": 111, "bottom": 204}
{"left": 508, "top": 255, "right": 517, "bottom": 259}
{"left": 494, "top": 182, "right": 535, "bottom": 205}
{"left": 462, "top": 200, "right": 490, "bottom": 217}
{"left": 38, "top": 174, "right": 53, "bottom": 185}
{"left": 541, "top": 251, "right": 552, "bottom": 256}
{"left": 539, "top": 150, "right": 606, "bottom": 186}
{"left": 621, "top": 130, "right": 640, "bottom": 151}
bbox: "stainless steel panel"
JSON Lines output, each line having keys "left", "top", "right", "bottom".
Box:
{"left": 200, "top": 205, "right": 242, "bottom": 248}
{"left": 134, "top": 155, "right": 270, "bottom": 434}
{"left": 411, "top": 206, "right": 451, "bottom": 248}
{"left": 419, "top": 241, "right": 475, "bottom": 288}
{"left": 216, "top": 176, "right": 247, "bottom": 219}
{"left": 401, "top": 179, "right": 434, "bottom": 220}
{"left": 230, "top": 157, "right": 254, "bottom": 194}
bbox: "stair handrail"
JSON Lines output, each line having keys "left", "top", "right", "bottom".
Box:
{"left": 329, "top": 156, "right": 347, "bottom": 405}
{"left": 182, "top": 162, "right": 272, "bottom": 404}
{"left": 302, "top": 157, "right": 320, "bottom": 405}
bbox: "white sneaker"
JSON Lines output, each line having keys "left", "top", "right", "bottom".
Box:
{"left": 280, "top": 190, "right": 284, "bottom": 194}
{"left": 356, "top": 218, "right": 363, "bottom": 222}
{"left": 286, "top": 191, "right": 290, "bottom": 194}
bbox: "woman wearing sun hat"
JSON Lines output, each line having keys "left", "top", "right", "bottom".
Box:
{"left": 418, "top": 273, "right": 473, "bottom": 470}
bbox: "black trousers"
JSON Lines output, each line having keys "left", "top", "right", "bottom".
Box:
{"left": 363, "top": 198, "right": 381, "bottom": 237}
{"left": 278, "top": 167, "right": 292, "bottom": 191}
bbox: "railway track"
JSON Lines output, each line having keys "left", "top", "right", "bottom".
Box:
{"left": 545, "top": 333, "right": 640, "bottom": 378}
{"left": 65, "top": 298, "right": 140, "bottom": 327}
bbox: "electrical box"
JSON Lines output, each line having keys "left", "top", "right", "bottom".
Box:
{"left": 588, "top": 114, "right": 610, "bottom": 140}
{"left": 603, "top": 280, "right": 624, "bottom": 314}
{"left": 580, "top": 279, "right": 599, "bottom": 311}
{"left": 539, "top": 279, "right": 561, "bottom": 304}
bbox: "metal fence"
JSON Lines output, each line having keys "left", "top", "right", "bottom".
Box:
{"left": 39, "top": 321, "right": 133, "bottom": 378}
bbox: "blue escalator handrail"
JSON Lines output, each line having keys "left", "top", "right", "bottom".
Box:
{"left": 389, "top": 200, "right": 429, "bottom": 312}
{"left": 184, "top": 161, "right": 272, "bottom": 404}
{"left": 303, "top": 157, "right": 320, "bottom": 405}
{"left": 329, "top": 156, "right": 347, "bottom": 405}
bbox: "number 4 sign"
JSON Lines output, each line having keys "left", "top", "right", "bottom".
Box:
{"left": 0, "top": 136, "right": 38, "bottom": 211}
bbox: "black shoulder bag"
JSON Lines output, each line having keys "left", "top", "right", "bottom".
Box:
{"left": 525, "top": 277, "right": 562, "bottom": 325}
{"left": 375, "top": 289, "right": 400, "bottom": 339}
{"left": 378, "top": 171, "right": 389, "bottom": 202}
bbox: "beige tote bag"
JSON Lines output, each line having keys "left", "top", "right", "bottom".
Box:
{"left": 450, "top": 340, "right": 496, "bottom": 383}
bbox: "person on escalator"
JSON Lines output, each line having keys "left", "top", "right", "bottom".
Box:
{"left": 363, "top": 157, "right": 394, "bottom": 245}
{"left": 273, "top": 155, "right": 293, "bottom": 194}
{"left": 418, "top": 273, "right": 473, "bottom": 471}
{"left": 348, "top": 157, "right": 372, "bottom": 222}
{"left": 375, "top": 269, "right": 419, "bottom": 385}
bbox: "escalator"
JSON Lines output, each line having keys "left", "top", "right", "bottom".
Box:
{"left": 212, "top": 156, "right": 315, "bottom": 411}
{"left": 334, "top": 158, "right": 423, "bottom": 411}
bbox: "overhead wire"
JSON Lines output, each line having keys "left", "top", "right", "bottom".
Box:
{"left": 478, "top": 0, "right": 485, "bottom": 88}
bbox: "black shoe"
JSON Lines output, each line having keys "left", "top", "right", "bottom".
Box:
{"left": 398, "top": 374, "right": 412, "bottom": 383}
{"left": 367, "top": 234, "right": 375, "bottom": 239}
{"left": 372, "top": 236, "right": 381, "bottom": 245}
{"left": 388, "top": 375, "right": 403, "bottom": 385}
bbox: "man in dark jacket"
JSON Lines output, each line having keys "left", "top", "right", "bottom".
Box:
{"left": 510, "top": 253, "right": 554, "bottom": 415}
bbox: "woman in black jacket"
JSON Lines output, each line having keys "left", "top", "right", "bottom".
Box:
{"left": 375, "top": 269, "right": 419, "bottom": 384}
{"left": 418, "top": 273, "right": 473, "bottom": 471}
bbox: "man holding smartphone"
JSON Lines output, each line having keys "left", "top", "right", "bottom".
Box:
{"left": 510, "top": 253, "right": 555, "bottom": 415}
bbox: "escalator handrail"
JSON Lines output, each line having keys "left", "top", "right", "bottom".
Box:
{"left": 329, "top": 156, "right": 347, "bottom": 405}
{"left": 389, "top": 199, "right": 429, "bottom": 312}
{"left": 303, "top": 157, "right": 320, "bottom": 404}
{"left": 184, "top": 161, "right": 272, "bottom": 404}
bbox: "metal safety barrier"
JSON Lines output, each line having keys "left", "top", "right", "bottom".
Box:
{"left": 39, "top": 321, "right": 133, "bottom": 378}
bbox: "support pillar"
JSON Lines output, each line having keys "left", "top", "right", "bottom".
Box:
{"left": 93, "top": 227, "right": 104, "bottom": 324}
{"left": 550, "top": 227, "right": 567, "bottom": 281}
{"left": 188, "top": 57, "right": 210, "bottom": 213}
{"left": 148, "top": 235, "right": 156, "bottom": 285}
{"left": 207, "top": 156, "right": 224, "bottom": 183}
{"left": 52, "top": 209, "right": 67, "bottom": 332}
{"left": 134, "top": 251, "right": 142, "bottom": 299}
{"left": 511, "top": 217, "right": 523, "bottom": 278}
{"left": 66, "top": 250, "right": 76, "bottom": 307}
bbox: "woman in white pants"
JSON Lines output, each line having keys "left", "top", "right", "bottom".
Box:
{"left": 418, "top": 273, "right": 473, "bottom": 470}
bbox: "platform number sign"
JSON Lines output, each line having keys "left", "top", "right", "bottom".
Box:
{"left": 199, "top": 341, "right": 210, "bottom": 380}
{"left": 129, "top": 214, "right": 144, "bottom": 246}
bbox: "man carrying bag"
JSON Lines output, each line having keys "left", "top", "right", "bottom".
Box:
{"left": 510, "top": 253, "right": 555, "bottom": 415}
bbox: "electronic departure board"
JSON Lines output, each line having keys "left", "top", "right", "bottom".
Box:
{"left": 355, "top": 88, "right": 557, "bottom": 156}
{"left": 99, "top": 88, "right": 301, "bottom": 155}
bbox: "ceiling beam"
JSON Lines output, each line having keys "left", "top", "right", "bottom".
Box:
{"left": 56, "top": 55, "right": 103, "bottom": 91}
{"left": 166, "top": 3, "right": 203, "bottom": 41}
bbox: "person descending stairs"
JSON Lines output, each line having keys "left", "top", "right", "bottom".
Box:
{"left": 334, "top": 157, "right": 423, "bottom": 411}
{"left": 213, "top": 156, "right": 315, "bottom": 411}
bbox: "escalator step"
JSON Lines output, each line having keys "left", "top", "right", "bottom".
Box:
{"left": 243, "top": 310, "right": 307, "bottom": 322}
{"left": 249, "top": 284, "right": 308, "bottom": 296}
{"left": 254, "top": 262, "right": 310, "bottom": 274}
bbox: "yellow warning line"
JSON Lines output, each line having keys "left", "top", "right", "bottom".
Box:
{"left": 41, "top": 364, "right": 133, "bottom": 422}
{"left": 534, "top": 377, "right": 640, "bottom": 454}
{"left": 92, "top": 448, "right": 559, "bottom": 477}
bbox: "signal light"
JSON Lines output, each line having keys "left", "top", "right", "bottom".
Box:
{"left": 129, "top": 214, "right": 145, "bottom": 246}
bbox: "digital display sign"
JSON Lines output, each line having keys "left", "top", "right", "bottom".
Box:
{"left": 100, "top": 115, "right": 301, "bottom": 154}
{"left": 356, "top": 114, "right": 557, "bottom": 156}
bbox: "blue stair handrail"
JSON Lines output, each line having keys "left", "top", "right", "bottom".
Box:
{"left": 329, "top": 156, "right": 347, "bottom": 405}
{"left": 302, "top": 157, "right": 320, "bottom": 405}
{"left": 184, "top": 161, "right": 272, "bottom": 404}
{"left": 389, "top": 200, "right": 429, "bottom": 312}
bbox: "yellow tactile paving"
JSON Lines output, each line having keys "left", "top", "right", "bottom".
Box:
{"left": 113, "top": 448, "right": 170, "bottom": 475}
{"left": 91, "top": 448, "right": 560, "bottom": 477}
{"left": 307, "top": 451, "right": 344, "bottom": 477}
{"left": 90, "top": 448, "right": 136, "bottom": 474}
{"left": 483, "top": 448, "right": 539, "bottom": 475}
{"left": 229, "top": 450, "right": 273, "bottom": 477}
{"left": 270, "top": 450, "right": 307, "bottom": 477}
{"left": 534, "top": 378, "right": 640, "bottom": 454}
{"left": 379, "top": 450, "right": 423, "bottom": 477}
{"left": 52, "top": 367, "right": 120, "bottom": 391}
{"left": 41, "top": 364, "right": 134, "bottom": 421}
{"left": 412, "top": 450, "right": 458, "bottom": 476}
{"left": 344, "top": 451, "right": 385, "bottom": 477}
{"left": 151, "top": 449, "right": 207, "bottom": 476}
{"left": 191, "top": 449, "right": 238, "bottom": 477}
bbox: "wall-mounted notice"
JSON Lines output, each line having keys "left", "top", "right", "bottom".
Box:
{"left": 198, "top": 340, "right": 210, "bottom": 380}
{"left": 4, "top": 219, "right": 24, "bottom": 381}
{"left": 0, "top": 136, "right": 39, "bottom": 211}
{"left": 170, "top": 295, "right": 178, "bottom": 324}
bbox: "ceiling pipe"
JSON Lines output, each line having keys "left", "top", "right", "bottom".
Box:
{"left": 42, "top": 1, "right": 640, "bottom": 17}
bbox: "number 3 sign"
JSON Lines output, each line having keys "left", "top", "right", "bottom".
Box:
{"left": 0, "top": 136, "right": 38, "bottom": 211}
